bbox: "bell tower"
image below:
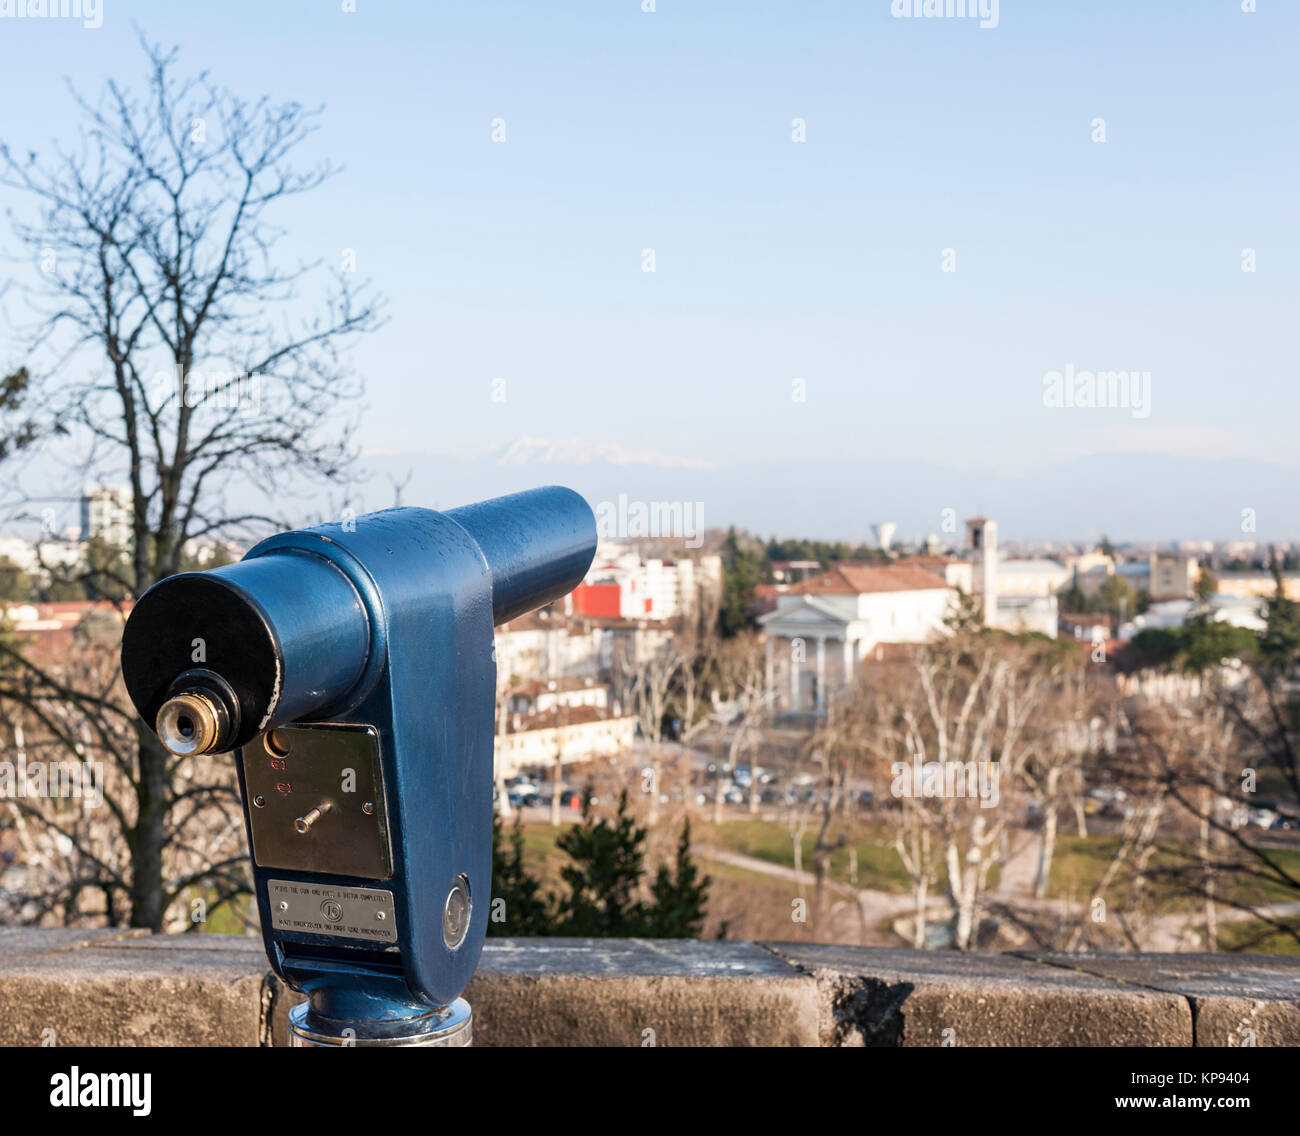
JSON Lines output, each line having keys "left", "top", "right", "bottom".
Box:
{"left": 965, "top": 516, "right": 998, "bottom": 627}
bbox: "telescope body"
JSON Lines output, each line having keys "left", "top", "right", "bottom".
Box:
{"left": 121, "top": 487, "right": 596, "bottom": 1038}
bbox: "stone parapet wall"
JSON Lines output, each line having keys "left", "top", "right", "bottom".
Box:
{"left": 0, "top": 930, "right": 1295, "bottom": 1047}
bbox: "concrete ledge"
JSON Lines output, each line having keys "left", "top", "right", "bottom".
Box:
{"left": 0, "top": 931, "right": 1296, "bottom": 1046}
{"left": 768, "top": 943, "right": 1194, "bottom": 1047}
{"left": 466, "top": 938, "right": 818, "bottom": 1047}
{"left": 271, "top": 938, "right": 819, "bottom": 1047}
{"left": 1013, "top": 951, "right": 1300, "bottom": 1048}
{"left": 0, "top": 931, "right": 269, "bottom": 1047}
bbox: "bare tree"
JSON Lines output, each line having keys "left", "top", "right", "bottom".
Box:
{"left": 1095, "top": 579, "right": 1300, "bottom": 952}
{"left": 666, "top": 599, "right": 719, "bottom": 814}
{"left": 713, "top": 632, "right": 769, "bottom": 824}
{"left": 856, "top": 606, "right": 1048, "bottom": 950}
{"left": 1116, "top": 693, "right": 1300, "bottom": 951}
{"left": 614, "top": 637, "right": 681, "bottom": 826}
{"left": 893, "top": 792, "right": 939, "bottom": 948}
{"left": 1064, "top": 707, "right": 1170, "bottom": 952}
{"left": 1020, "top": 651, "right": 1108, "bottom": 899}
{"left": 0, "top": 38, "right": 382, "bottom": 930}
{"left": 806, "top": 703, "right": 858, "bottom": 917}
{"left": 0, "top": 623, "right": 249, "bottom": 930}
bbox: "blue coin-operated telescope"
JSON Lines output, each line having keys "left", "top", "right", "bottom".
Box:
{"left": 121, "top": 487, "right": 597, "bottom": 1046}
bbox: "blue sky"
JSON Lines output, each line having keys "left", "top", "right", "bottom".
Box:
{"left": 0, "top": 1, "right": 1296, "bottom": 535}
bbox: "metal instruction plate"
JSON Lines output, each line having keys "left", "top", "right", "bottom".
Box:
{"left": 243, "top": 723, "right": 393, "bottom": 879}
{"left": 267, "top": 879, "right": 398, "bottom": 943}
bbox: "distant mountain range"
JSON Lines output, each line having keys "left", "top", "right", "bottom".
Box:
{"left": 493, "top": 436, "right": 714, "bottom": 470}
{"left": 356, "top": 438, "right": 1300, "bottom": 545}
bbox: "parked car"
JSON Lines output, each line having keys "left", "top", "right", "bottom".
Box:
{"left": 1248, "top": 807, "right": 1280, "bottom": 829}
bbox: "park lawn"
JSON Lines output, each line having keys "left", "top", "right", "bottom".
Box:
{"left": 508, "top": 814, "right": 915, "bottom": 892}
{"left": 1215, "top": 915, "right": 1300, "bottom": 955}
{"left": 204, "top": 899, "right": 247, "bottom": 934}
{"left": 1048, "top": 834, "right": 1125, "bottom": 901}
{"left": 707, "top": 817, "right": 916, "bottom": 894}
{"left": 187, "top": 885, "right": 251, "bottom": 935}
{"left": 1048, "top": 834, "right": 1300, "bottom": 913}
{"left": 505, "top": 813, "right": 1019, "bottom": 905}
{"left": 499, "top": 818, "right": 820, "bottom": 940}
{"left": 503, "top": 819, "right": 574, "bottom": 889}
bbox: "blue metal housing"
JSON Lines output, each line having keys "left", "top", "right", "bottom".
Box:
{"left": 126, "top": 486, "right": 596, "bottom": 1024}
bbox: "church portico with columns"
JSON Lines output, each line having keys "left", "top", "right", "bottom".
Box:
{"left": 761, "top": 596, "right": 865, "bottom": 715}
{"left": 758, "top": 564, "right": 957, "bottom": 716}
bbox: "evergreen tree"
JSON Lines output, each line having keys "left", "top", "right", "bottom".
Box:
{"left": 488, "top": 789, "right": 713, "bottom": 938}
{"left": 1098, "top": 574, "right": 1136, "bottom": 621}
{"left": 946, "top": 588, "right": 986, "bottom": 636}
{"left": 553, "top": 789, "right": 649, "bottom": 935}
{"left": 1126, "top": 627, "right": 1183, "bottom": 669}
{"left": 719, "top": 527, "right": 766, "bottom": 637}
{"left": 1259, "top": 562, "right": 1300, "bottom": 681}
{"left": 1179, "top": 613, "right": 1255, "bottom": 674}
{"left": 1058, "top": 581, "right": 1088, "bottom": 614}
{"left": 1194, "top": 564, "right": 1219, "bottom": 605}
{"left": 644, "top": 819, "right": 711, "bottom": 937}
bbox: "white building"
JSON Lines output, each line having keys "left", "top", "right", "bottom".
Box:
{"left": 494, "top": 705, "right": 637, "bottom": 778}
{"left": 579, "top": 543, "right": 722, "bottom": 621}
{"left": 1064, "top": 550, "right": 1117, "bottom": 598}
{"left": 1217, "top": 570, "right": 1300, "bottom": 604}
{"left": 998, "top": 558, "right": 1071, "bottom": 598}
{"left": 1119, "top": 595, "right": 1266, "bottom": 640}
{"left": 493, "top": 608, "right": 676, "bottom": 686}
{"left": 1110, "top": 553, "right": 1200, "bottom": 602}
{"left": 0, "top": 536, "right": 87, "bottom": 581}
{"left": 995, "top": 559, "right": 1067, "bottom": 637}
{"left": 506, "top": 677, "right": 610, "bottom": 717}
{"left": 81, "top": 484, "right": 133, "bottom": 548}
{"left": 1150, "top": 554, "right": 1200, "bottom": 601}
{"left": 759, "top": 563, "right": 957, "bottom": 715}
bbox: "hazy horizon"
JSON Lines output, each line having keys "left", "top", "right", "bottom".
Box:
{"left": 2, "top": 2, "right": 1296, "bottom": 545}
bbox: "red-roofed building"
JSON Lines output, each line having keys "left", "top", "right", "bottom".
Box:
{"left": 786, "top": 563, "right": 960, "bottom": 596}
{"left": 892, "top": 553, "right": 974, "bottom": 592}
{"left": 4, "top": 601, "right": 130, "bottom": 665}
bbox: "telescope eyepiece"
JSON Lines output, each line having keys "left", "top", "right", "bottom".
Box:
{"left": 156, "top": 688, "right": 231, "bottom": 757}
